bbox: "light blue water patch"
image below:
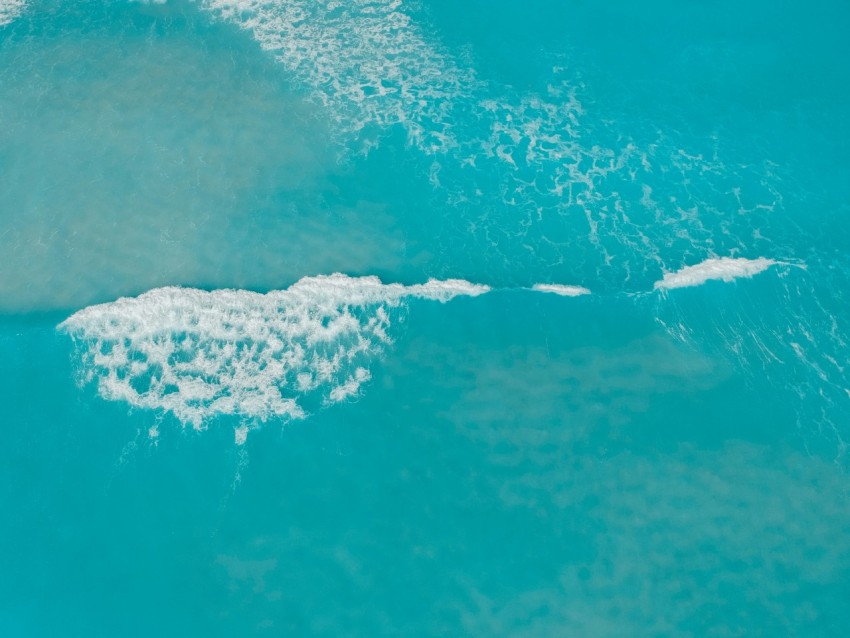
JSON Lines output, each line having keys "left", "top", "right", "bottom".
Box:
{"left": 2, "top": 0, "right": 850, "bottom": 636}
{"left": 0, "top": 0, "right": 412, "bottom": 311}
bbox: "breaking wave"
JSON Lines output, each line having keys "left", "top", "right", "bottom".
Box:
{"left": 531, "top": 283, "right": 591, "bottom": 297}
{"left": 654, "top": 257, "right": 780, "bottom": 291}
{"left": 59, "top": 274, "right": 489, "bottom": 429}
{"left": 61, "top": 261, "right": 810, "bottom": 432}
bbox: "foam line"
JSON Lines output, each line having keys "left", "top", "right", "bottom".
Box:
{"left": 0, "top": 0, "right": 26, "bottom": 26}
{"left": 654, "top": 257, "right": 778, "bottom": 291}
{"left": 59, "top": 274, "right": 490, "bottom": 429}
{"left": 531, "top": 283, "right": 591, "bottom": 297}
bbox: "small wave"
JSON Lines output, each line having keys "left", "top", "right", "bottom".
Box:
{"left": 59, "top": 274, "right": 489, "bottom": 429}
{"left": 654, "top": 257, "right": 779, "bottom": 291}
{"left": 0, "top": 0, "right": 26, "bottom": 26}
{"left": 531, "top": 283, "right": 591, "bottom": 297}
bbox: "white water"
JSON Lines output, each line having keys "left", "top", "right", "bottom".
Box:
{"left": 203, "top": 0, "right": 474, "bottom": 153}
{"left": 531, "top": 283, "right": 592, "bottom": 297}
{"left": 0, "top": 0, "right": 25, "bottom": 26}
{"left": 654, "top": 257, "right": 779, "bottom": 291}
{"left": 59, "top": 274, "right": 489, "bottom": 428}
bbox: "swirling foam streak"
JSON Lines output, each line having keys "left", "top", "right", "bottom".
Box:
{"left": 59, "top": 274, "right": 489, "bottom": 429}
{"left": 0, "top": 0, "right": 26, "bottom": 26}
{"left": 654, "top": 257, "right": 778, "bottom": 291}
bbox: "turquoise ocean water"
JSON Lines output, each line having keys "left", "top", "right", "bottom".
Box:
{"left": 2, "top": 0, "right": 850, "bottom": 635}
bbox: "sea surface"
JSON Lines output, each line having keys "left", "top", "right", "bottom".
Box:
{"left": 2, "top": 1, "right": 850, "bottom": 635}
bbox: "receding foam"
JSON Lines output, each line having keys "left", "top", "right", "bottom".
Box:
{"left": 531, "top": 283, "right": 591, "bottom": 297}
{"left": 654, "top": 257, "right": 779, "bottom": 291}
{"left": 202, "top": 0, "right": 474, "bottom": 153}
{"left": 59, "top": 274, "right": 490, "bottom": 429}
{"left": 201, "top": 0, "right": 783, "bottom": 296}
{"left": 0, "top": 0, "right": 26, "bottom": 26}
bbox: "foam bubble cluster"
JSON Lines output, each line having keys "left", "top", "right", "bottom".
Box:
{"left": 654, "top": 257, "right": 779, "bottom": 291}
{"left": 59, "top": 274, "right": 489, "bottom": 428}
{"left": 0, "top": 0, "right": 26, "bottom": 26}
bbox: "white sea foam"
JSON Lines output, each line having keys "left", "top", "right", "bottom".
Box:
{"left": 531, "top": 284, "right": 591, "bottom": 297}
{"left": 200, "top": 0, "right": 782, "bottom": 294}
{"left": 234, "top": 425, "right": 249, "bottom": 446}
{"left": 406, "top": 278, "right": 492, "bottom": 301}
{"left": 474, "top": 83, "right": 593, "bottom": 191}
{"left": 0, "top": 0, "right": 26, "bottom": 26}
{"left": 202, "top": 0, "right": 474, "bottom": 153}
{"left": 465, "top": 84, "right": 783, "bottom": 292}
{"left": 654, "top": 257, "right": 778, "bottom": 291}
{"left": 59, "top": 274, "right": 490, "bottom": 428}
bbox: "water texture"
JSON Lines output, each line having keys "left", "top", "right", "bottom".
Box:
{"left": 2, "top": 1, "right": 849, "bottom": 636}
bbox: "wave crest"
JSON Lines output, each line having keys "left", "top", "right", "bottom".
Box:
{"left": 531, "top": 283, "right": 591, "bottom": 297}
{"left": 59, "top": 274, "right": 489, "bottom": 428}
{"left": 654, "top": 257, "right": 779, "bottom": 291}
